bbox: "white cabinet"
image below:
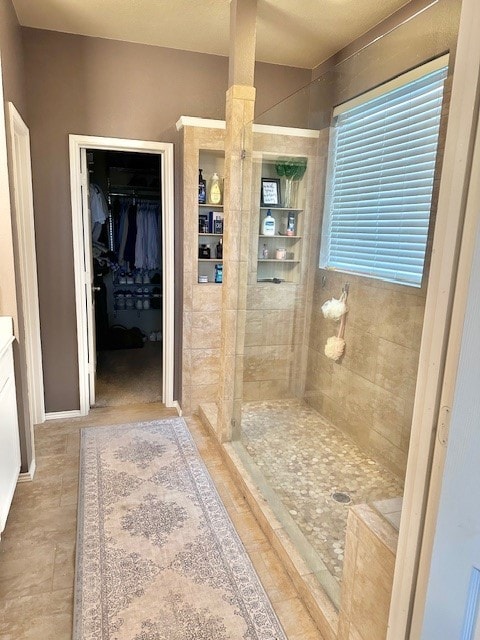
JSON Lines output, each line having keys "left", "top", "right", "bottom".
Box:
{"left": 0, "top": 317, "right": 20, "bottom": 537}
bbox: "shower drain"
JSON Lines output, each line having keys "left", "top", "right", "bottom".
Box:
{"left": 331, "top": 491, "right": 352, "bottom": 504}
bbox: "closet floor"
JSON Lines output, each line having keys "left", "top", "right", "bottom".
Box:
{"left": 94, "top": 341, "right": 163, "bottom": 407}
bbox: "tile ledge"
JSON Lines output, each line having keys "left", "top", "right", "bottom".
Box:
{"left": 197, "top": 407, "right": 338, "bottom": 640}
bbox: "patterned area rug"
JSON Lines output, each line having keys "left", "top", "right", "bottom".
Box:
{"left": 74, "top": 418, "right": 286, "bottom": 639}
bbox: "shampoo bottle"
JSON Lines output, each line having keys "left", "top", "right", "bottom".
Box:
{"left": 262, "top": 209, "right": 275, "bottom": 236}
{"left": 209, "top": 172, "right": 222, "bottom": 205}
{"left": 216, "top": 238, "right": 223, "bottom": 259}
{"left": 198, "top": 169, "right": 206, "bottom": 204}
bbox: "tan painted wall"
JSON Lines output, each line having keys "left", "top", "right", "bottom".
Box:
{"left": 0, "top": 0, "right": 27, "bottom": 117}
{"left": 22, "top": 28, "right": 311, "bottom": 412}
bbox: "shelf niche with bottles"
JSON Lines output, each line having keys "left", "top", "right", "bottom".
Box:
{"left": 197, "top": 149, "right": 224, "bottom": 284}
{"left": 255, "top": 156, "right": 307, "bottom": 284}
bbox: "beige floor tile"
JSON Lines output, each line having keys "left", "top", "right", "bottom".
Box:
{"left": 0, "top": 404, "right": 323, "bottom": 639}
{"left": 275, "top": 597, "right": 325, "bottom": 639}
{"left": 0, "top": 550, "right": 55, "bottom": 600}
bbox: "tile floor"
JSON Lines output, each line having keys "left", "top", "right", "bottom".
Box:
{"left": 94, "top": 342, "right": 163, "bottom": 407}
{"left": 0, "top": 403, "right": 324, "bottom": 639}
{"left": 240, "top": 399, "right": 404, "bottom": 586}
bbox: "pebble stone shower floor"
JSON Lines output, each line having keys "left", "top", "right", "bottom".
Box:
{"left": 240, "top": 399, "right": 404, "bottom": 585}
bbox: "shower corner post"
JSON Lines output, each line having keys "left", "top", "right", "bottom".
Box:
{"left": 216, "top": 85, "right": 255, "bottom": 444}
{"left": 216, "top": 0, "right": 257, "bottom": 444}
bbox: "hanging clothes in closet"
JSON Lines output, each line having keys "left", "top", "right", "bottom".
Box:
{"left": 89, "top": 183, "right": 109, "bottom": 242}
{"left": 115, "top": 197, "right": 160, "bottom": 270}
{"left": 135, "top": 201, "right": 160, "bottom": 270}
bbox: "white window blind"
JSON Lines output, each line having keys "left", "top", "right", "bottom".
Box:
{"left": 320, "top": 58, "right": 448, "bottom": 287}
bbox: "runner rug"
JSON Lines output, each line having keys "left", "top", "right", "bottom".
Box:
{"left": 74, "top": 418, "right": 286, "bottom": 639}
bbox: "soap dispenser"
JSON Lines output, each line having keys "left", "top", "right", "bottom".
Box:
{"left": 209, "top": 172, "right": 222, "bottom": 205}
{"left": 262, "top": 209, "right": 276, "bottom": 236}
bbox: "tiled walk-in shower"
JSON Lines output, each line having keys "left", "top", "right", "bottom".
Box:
{"left": 238, "top": 399, "right": 404, "bottom": 604}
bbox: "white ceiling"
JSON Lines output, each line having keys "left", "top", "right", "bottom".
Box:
{"left": 12, "top": 0, "right": 411, "bottom": 69}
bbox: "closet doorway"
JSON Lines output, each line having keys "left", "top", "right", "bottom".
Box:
{"left": 69, "top": 136, "right": 175, "bottom": 415}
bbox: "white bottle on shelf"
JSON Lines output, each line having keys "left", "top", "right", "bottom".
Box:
{"left": 209, "top": 172, "right": 222, "bottom": 205}
{"left": 262, "top": 209, "right": 275, "bottom": 236}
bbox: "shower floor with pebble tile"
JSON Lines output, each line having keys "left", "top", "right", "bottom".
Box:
{"left": 240, "top": 399, "right": 404, "bottom": 585}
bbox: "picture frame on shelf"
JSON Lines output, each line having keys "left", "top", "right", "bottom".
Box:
{"left": 261, "top": 178, "right": 281, "bottom": 206}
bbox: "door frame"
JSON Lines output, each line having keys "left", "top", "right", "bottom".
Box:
{"left": 6, "top": 103, "right": 45, "bottom": 428}
{"left": 69, "top": 135, "right": 175, "bottom": 414}
{"left": 417, "top": 92, "right": 480, "bottom": 638}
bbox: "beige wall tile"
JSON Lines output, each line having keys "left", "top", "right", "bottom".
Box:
{"left": 190, "top": 312, "right": 222, "bottom": 350}
{"left": 190, "top": 348, "right": 220, "bottom": 385}
{"left": 244, "top": 345, "right": 292, "bottom": 382}
{"left": 372, "top": 388, "right": 405, "bottom": 448}
{"left": 189, "top": 383, "right": 221, "bottom": 412}
{"left": 368, "top": 430, "right": 408, "bottom": 477}
{"left": 339, "top": 506, "right": 397, "bottom": 640}
{"left": 305, "top": 264, "right": 424, "bottom": 474}
{"left": 341, "top": 329, "right": 378, "bottom": 384}
{"left": 192, "top": 283, "right": 222, "bottom": 311}
{"left": 245, "top": 309, "right": 295, "bottom": 347}
{"left": 243, "top": 379, "right": 291, "bottom": 402}
{"left": 247, "top": 284, "right": 298, "bottom": 311}
{"left": 374, "top": 338, "right": 419, "bottom": 399}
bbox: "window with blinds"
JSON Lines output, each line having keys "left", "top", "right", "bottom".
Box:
{"left": 320, "top": 57, "right": 448, "bottom": 287}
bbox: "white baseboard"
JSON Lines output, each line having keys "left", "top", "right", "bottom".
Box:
{"left": 172, "top": 401, "right": 183, "bottom": 416}
{"left": 17, "top": 459, "right": 36, "bottom": 482}
{"left": 45, "top": 410, "right": 83, "bottom": 421}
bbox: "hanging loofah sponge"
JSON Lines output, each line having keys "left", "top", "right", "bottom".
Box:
{"left": 324, "top": 335, "right": 346, "bottom": 361}
{"left": 321, "top": 295, "right": 348, "bottom": 321}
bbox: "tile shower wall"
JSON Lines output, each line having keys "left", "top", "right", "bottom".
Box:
{"left": 304, "top": 67, "right": 454, "bottom": 480}
{"left": 243, "top": 131, "right": 327, "bottom": 402}
{"left": 180, "top": 124, "right": 225, "bottom": 415}
{"left": 305, "top": 270, "right": 425, "bottom": 476}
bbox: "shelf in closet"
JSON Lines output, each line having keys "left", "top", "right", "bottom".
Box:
{"left": 198, "top": 258, "right": 224, "bottom": 262}
{"left": 199, "top": 204, "right": 224, "bottom": 209}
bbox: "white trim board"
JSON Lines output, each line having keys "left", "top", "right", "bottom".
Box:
{"left": 17, "top": 459, "right": 36, "bottom": 482}
{"left": 45, "top": 410, "right": 83, "bottom": 421}
{"left": 176, "top": 115, "right": 320, "bottom": 138}
{"left": 69, "top": 135, "right": 175, "bottom": 415}
{"left": 172, "top": 401, "right": 183, "bottom": 416}
{"left": 7, "top": 102, "right": 45, "bottom": 433}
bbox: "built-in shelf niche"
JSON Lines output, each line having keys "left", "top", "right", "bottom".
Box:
{"left": 198, "top": 150, "right": 224, "bottom": 284}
